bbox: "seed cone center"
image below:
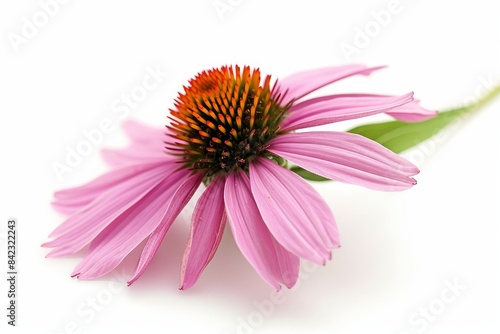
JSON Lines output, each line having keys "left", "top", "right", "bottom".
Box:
{"left": 167, "top": 66, "right": 289, "bottom": 176}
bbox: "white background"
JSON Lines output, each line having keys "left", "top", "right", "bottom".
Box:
{"left": 1, "top": 0, "right": 499, "bottom": 333}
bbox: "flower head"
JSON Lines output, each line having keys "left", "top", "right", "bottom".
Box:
{"left": 45, "top": 64, "right": 436, "bottom": 290}
{"left": 168, "top": 66, "right": 289, "bottom": 176}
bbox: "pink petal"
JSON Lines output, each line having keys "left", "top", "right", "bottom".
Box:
{"left": 52, "top": 160, "right": 170, "bottom": 214}
{"left": 101, "top": 119, "right": 171, "bottom": 167}
{"left": 71, "top": 168, "right": 192, "bottom": 279}
{"left": 281, "top": 92, "right": 414, "bottom": 131}
{"left": 276, "top": 65, "right": 384, "bottom": 105}
{"left": 101, "top": 146, "right": 169, "bottom": 167}
{"left": 127, "top": 172, "right": 203, "bottom": 285}
{"left": 43, "top": 161, "right": 172, "bottom": 256}
{"left": 122, "top": 119, "right": 167, "bottom": 146}
{"left": 225, "top": 170, "right": 300, "bottom": 289}
{"left": 386, "top": 99, "right": 437, "bottom": 122}
{"left": 268, "top": 131, "right": 419, "bottom": 191}
{"left": 249, "top": 157, "right": 339, "bottom": 265}
{"left": 180, "top": 177, "right": 227, "bottom": 290}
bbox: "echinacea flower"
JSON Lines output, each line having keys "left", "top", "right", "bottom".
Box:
{"left": 44, "top": 64, "right": 436, "bottom": 290}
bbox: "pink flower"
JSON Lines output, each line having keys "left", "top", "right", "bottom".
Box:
{"left": 44, "top": 64, "right": 436, "bottom": 290}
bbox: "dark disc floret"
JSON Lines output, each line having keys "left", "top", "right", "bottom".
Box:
{"left": 166, "top": 65, "right": 291, "bottom": 177}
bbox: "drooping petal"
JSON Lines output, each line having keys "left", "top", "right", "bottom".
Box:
{"left": 225, "top": 170, "right": 300, "bottom": 290}
{"left": 71, "top": 168, "right": 192, "bottom": 279}
{"left": 101, "top": 119, "right": 171, "bottom": 167}
{"left": 52, "top": 159, "right": 171, "bottom": 214}
{"left": 276, "top": 65, "right": 384, "bottom": 105}
{"left": 287, "top": 93, "right": 436, "bottom": 122}
{"left": 127, "top": 172, "right": 203, "bottom": 285}
{"left": 101, "top": 146, "right": 169, "bottom": 167}
{"left": 180, "top": 177, "right": 227, "bottom": 290}
{"left": 281, "top": 92, "right": 414, "bottom": 131}
{"left": 43, "top": 161, "right": 172, "bottom": 256}
{"left": 122, "top": 119, "right": 167, "bottom": 146}
{"left": 268, "top": 131, "right": 419, "bottom": 191}
{"left": 249, "top": 158, "right": 339, "bottom": 265}
{"left": 386, "top": 98, "right": 437, "bottom": 122}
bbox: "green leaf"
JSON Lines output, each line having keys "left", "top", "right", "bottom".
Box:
{"left": 290, "top": 85, "right": 500, "bottom": 181}
{"left": 347, "top": 84, "right": 500, "bottom": 153}
{"left": 347, "top": 107, "right": 466, "bottom": 154}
